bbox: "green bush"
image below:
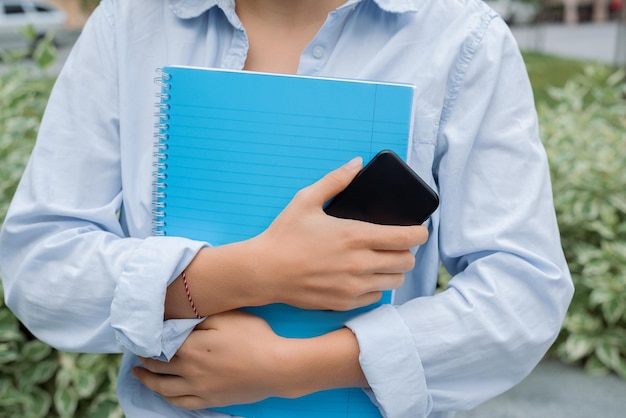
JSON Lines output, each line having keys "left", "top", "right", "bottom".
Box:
{"left": 539, "top": 66, "right": 626, "bottom": 379}
{"left": 0, "top": 40, "right": 123, "bottom": 418}
{"left": 0, "top": 287, "right": 122, "bottom": 418}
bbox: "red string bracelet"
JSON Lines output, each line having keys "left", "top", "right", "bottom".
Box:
{"left": 181, "top": 270, "right": 202, "bottom": 319}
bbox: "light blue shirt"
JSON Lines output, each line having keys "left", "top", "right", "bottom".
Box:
{"left": 0, "top": 0, "right": 573, "bottom": 417}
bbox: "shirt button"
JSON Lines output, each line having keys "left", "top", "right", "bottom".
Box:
{"left": 312, "top": 45, "right": 325, "bottom": 59}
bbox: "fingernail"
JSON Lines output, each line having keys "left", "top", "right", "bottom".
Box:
{"left": 343, "top": 157, "right": 362, "bottom": 172}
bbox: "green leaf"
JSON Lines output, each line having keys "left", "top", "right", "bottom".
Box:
{"left": 75, "top": 368, "right": 98, "bottom": 399}
{"left": 0, "top": 327, "right": 23, "bottom": 344}
{"left": 583, "top": 258, "right": 612, "bottom": 277}
{"left": 603, "top": 328, "right": 626, "bottom": 348}
{"left": 55, "top": 367, "right": 75, "bottom": 390}
{"left": 32, "top": 34, "right": 57, "bottom": 70}
{"left": 589, "top": 220, "right": 617, "bottom": 240}
{"left": 17, "top": 359, "right": 58, "bottom": 389}
{"left": 601, "top": 296, "right": 626, "bottom": 325}
{"left": 561, "top": 334, "right": 595, "bottom": 361}
{"left": 595, "top": 342, "right": 621, "bottom": 370}
{"left": 0, "top": 309, "right": 23, "bottom": 343}
{"left": 57, "top": 351, "right": 78, "bottom": 371}
{"left": 18, "top": 24, "right": 37, "bottom": 42}
{"left": 0, "top": 343, "right": 19, "bottom": 365}
{"left": 53, "top": 386, "right": 78, "bottom": 418}
{"left": 589, "top": 288, "right": 614, "bottom": 307}
{"left": 21, "top": 339, "right": 52, "bottom": 362}
{"left": 76, "top": 353, "right": 106, "bottom": 369}
{"left": 562, "top": 311, "right": 603, "bottom": 334}
{"left": 87, "top": 394, "right": 124, "bottom": 418}
{"left": 0, "top": 384, "right": 28, "bottom": 407}
{"left": 24, "top": 387, "right": 52, "bottom": 418}
{"left": 584, "top": 354, "right": 610, "bottom": 376}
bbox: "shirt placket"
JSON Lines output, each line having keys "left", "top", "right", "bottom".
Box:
{"left": 298, "top": 4, "right": 358, "bottom": 76}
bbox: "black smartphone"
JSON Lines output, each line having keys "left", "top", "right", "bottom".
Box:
{"left": 324, "top": 150, "right": 439, "bottom": 226}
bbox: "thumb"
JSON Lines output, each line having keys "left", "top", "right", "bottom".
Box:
{"left": 306, "top": 157, "right": 363, "bottom": 206}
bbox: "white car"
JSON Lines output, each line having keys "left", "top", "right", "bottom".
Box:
{"left": 0, "top": 0, "right": 66, "bottom": 53}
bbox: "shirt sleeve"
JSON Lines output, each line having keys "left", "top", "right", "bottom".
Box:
{"left": 0, "top": 1, "right": 202, "bottom": 359}
{"left": 346, "top": 16, "right": 574, "bottom": 418}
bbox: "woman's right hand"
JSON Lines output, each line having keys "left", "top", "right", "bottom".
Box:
{"left": 248, "top": 157, "right": 429, "bottom": 311}
{"left": 165, "top": 158, "right": 428, "bottom": 319}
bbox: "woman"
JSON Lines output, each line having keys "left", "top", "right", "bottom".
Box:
{"left": 0, "top": 0, "right": 573, "bottom": 417}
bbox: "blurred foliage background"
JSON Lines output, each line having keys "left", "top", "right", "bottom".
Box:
{"left": 0, "top": 37, "right": 123, "bottom": 418}
{"left": 541, "top": 66, "right": 626, "bottom": 379}
{"left": 79, "top": 0, "right": 100, "bottom": 10}
{"left": 1, "top": 17, "right": 625, "bottom": 418}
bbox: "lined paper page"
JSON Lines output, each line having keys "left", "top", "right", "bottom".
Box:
{"left": 161, "top": 67, "right": 413, "bottom": 245}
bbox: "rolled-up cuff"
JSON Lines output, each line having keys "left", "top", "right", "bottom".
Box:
{"left": 111, "top": 236, "right": 206, "bottom": 358}
{"left": 345, "top": 304, "right": 432, "bottom": 418}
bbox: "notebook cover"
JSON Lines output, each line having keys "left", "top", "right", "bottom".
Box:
{"left": 153, "top": 66, "right": 415, "bottom": 417}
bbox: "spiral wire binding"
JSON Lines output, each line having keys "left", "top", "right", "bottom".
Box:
{"left": 152, "top": 68, "right": 171, "bottom": 236}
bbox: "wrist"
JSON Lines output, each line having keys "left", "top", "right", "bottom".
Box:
{"left": 192, "top": 242, "right": 270, "bottom": 309}
{"left": 274, "top": 328, "right": 368, "bottom": 399}
{"left": 165, "top": 242, "right": 270, "bottom": 319}
{"left": 240, "top": 234, "right": 283, "bottom": 307}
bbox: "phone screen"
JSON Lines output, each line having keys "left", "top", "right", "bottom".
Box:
{"left": 324, "top": 150, "right": 439, "bottom": 226}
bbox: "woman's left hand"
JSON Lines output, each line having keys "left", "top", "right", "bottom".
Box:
{"left": 133, "top": 310, "right": 289, "bottom": 410}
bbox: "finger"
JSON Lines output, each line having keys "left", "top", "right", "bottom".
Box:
{"left": 137, "top": 356, "right": 181, "bottom": 375}
{"left": 349, "top": 272, "right": 405, "bottom": 296}
{"left": 340, "top": 222, "right": 429, "bottom": 251}
{"left": 353, "top": 290, "right": 384, "bottom": 309}
{"left": 324, "top": 272, "right": 405, "bottom": 311}
{"left": 298, "top": 157, "right": 363, "bottom": 206}
{"left": 369, "top": 272, "right": 406, "bottom": 291}
{"left": 132, "top": 366, "right": 190, "bottom": 398}
{"left": 367, "top": 249, "right": 416, "bottom": 274}
{"left": 337, "top": 287, "right": 398, "bottom": 311}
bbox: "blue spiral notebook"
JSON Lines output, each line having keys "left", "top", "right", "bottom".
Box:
{"left": 153, "top": 66, "right": 415, "bottom": 417}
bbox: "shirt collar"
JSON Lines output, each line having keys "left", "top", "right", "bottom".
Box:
{"left": 168, "top": 0, "right": 418, "bottom": 20}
